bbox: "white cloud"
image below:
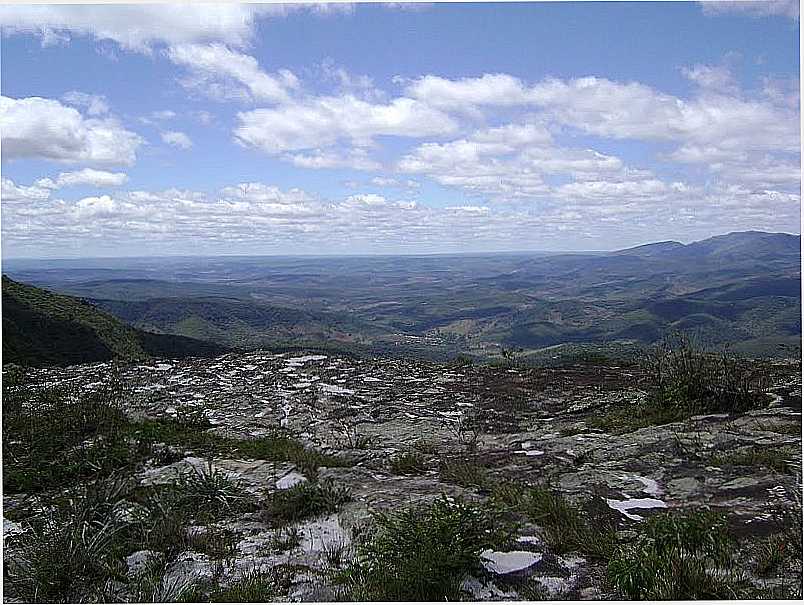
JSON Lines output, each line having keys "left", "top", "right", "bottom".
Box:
{"left": 699, "top": 1, "right": 799, "bottom": 20}
{"left": 191, "top": 110, "right": 214, "bottom": 125}
{"left": 3, "top": 178, "right": 798, "bottom": 257}
{"left": 0, "top": 4, "right": 355, "bottom": 54}
{"left": 166, "top": 43, "right": 299, "bottom": 104}
{"left": 35, "top": 169, "right": 128, "bottom": 189}
{"left": 234, "top": 94, "right": 458, "bottom": 154}
{"left": 0, "top": 96, "right": 143, "bottom": 165}
{"left": 285, "top": 148, "right": 382, "bottom": 171}
{"left": 151, "top": 110, "right": 177, "bottom": 121}
{"left": 398, "top": 122, "right": 624, "bottom": 199}
{"left": 0, "top": 4, "right": 288, "bottom": 52}
{"left": 406, "top": 73, "right": 530, "bottom": 110}
{"left": 61, "top": 91, "right": 109, "bottom": 116}
{"left": 161, "top": 130, "right": 193, "bottom": 150}
{"left": 1, "top": 177, "right": 51, "bottom": 203}
{"left": 402, "top": 71, "right": 798, "bottom": 196}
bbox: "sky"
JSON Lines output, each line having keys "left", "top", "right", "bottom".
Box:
{"left": 0, "top": 0, "right": 800, "bottom": 258}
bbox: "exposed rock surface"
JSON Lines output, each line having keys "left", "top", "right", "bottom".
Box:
{"left": 4, "top": 350, "right": 801, "bottom": 600}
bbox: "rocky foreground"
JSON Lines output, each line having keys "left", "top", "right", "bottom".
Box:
{"left": 3, "top": 350, "right": 802, "bottom": 601}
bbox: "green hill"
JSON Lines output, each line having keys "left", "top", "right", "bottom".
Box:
{"left": 2, "top": 276, "right": 229, "bottom": 367}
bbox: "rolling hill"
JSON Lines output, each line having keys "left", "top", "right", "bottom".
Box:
{"left": 2, "top": 276, "right": 230, "bottom": 367}
{"left": 3, "top": 231, "right": 800, "bottom": 362}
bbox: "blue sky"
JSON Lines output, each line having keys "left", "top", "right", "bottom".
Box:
{"left": 1, "top": 1, "right": 800, "bottom": 258}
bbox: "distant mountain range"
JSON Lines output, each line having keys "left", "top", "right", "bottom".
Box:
{"left": 3, "top": 231, "right": 800, "bottom": 364}
{"left": 2, "top": 276, "right": 229, "bottom": 367}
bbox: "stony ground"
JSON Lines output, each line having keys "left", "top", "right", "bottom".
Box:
{"left": 3, "top": 350, "right": 802, "bottom": 601}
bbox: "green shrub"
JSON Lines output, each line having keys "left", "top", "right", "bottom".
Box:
{"left": 335, "top": 496, "right": 503, "bottom": 601}
{"left": 646, "top": 336, "right": 770, "bottom": 416}
{"left": 489, "top": 482, "right": 614, "bottom": 559}
{"left": 2, "top": 375, "right": 144, "bottom": 493}
{"left": 3, "top": 479, "right": 131, "bottom": 602}
{"left": 439, "top": 458, "right": 490, "bottom": 488}
{"left": 389, "top": 451, "right": 427, "bottom": 475}
{"left": 262, "top": 478, "right": 351, "bottom": 525}
{"left": 591, "top": 337, "right": 771, "bottom": 434}
{"left": 607, "top": 510, "right": 746, "bottom": 599}
{"left": 711, "top": 446, "right": 796, "bottom": 474}
{"left": 208, "top": 567, "right": 293, "bottom": 602}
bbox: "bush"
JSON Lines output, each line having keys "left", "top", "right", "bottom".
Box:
{"left": 489, "top": 482, "right": 614, "bottom": 559}
{"left": 439, "top": 458, "right": 490, "bottom": 488}
{"left": 646, "top": 335, "right": 770, "bottom": 416}
{"left": 389, "top": 451, "right": 428, "bottom": 475}
{"left": 335, "top": 496, "right": 503, "bottom": 601}
{"left": 173, "top": 463, "right": 254, "bottom": 520}
{"left": 591, "top": 336, "right": 772, "bottom": 434}
{"left": 262, "top": 478, "right": 351, "bottom": 525}
{"left": 2, "top": 373, "right": 144, "bottom": 493}
{"left": 607, "top": 510, "right": 747, "bottom": 599}
{"left": 3, "top": 478, "right": 132, "bottom": 602}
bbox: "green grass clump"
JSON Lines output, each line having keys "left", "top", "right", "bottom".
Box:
{"left": 591, "top": 337, "right": 771, "bottom": 434}
{"left": 389, "top": 451, "right": 428, "bottom": 475}
{"left": 263, "top": 525, "right": 303, "bottom": 553}
{"left": 131, "top": 418, "right": 347, "bottom": 479}
{"left": 439, "top": 458, "right": 490, "bottom": 489}
{"left": 607, "top": 510, "right": 748, "bottom": 599}
{"left": 208, "top": 568, "right": 294, "bottom": 602}
{"left": 262, "top": 478, "right": 352, "bottom": 525}
{"left": 2, "top": 376, "right": 145, "bottom": 493}
{"left": 489, "top": 482, "right": 614, "bottom": 559}
{"left": 3, "top": 478, "right": 133, "bottom": 602}
{"left": 173, "top": 463, "right": 255, "bottom": 519}
{"left": 753, "top": 534, "right": 789, "bottom": 577}
{"left": 711, "top": 446, "right": 796, "bottom": 474}
{"left": 335, "top": 496, "right": 504, "bottom": 601}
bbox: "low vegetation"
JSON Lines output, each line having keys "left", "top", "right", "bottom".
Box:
{"left": 607, "top": 510, "right": 749, "bottom": 599}
{"left": 261, "top": 478, "right": 352, "bottom": 525}
{"left": 334, "top": 496, "right": 506, "bottom": 601}
{"left": 389, "top": 451, "right": 428, "bottom": 475}
{"left": 591, "top": 336, "right": 772, "bottom": 434}
{"left": 711, "top": 446, "right": 797, "bottom": 474}
{"left": 490, "top": 482, "right": 616, "bottom": 559}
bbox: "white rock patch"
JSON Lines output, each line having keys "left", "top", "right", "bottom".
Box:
{"left": 606, "top": 497, "right": 667, "bottom": 521}
{"left": 480, "top": 549, "right": 542, "bottom": 575}
{"left": 276, "top": 472, "right": 307, "bottom": 490}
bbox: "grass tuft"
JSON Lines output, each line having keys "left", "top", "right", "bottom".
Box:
{"left": 389, "top": 451, "right": 428, "bottom": 475}
{"left": 262, "top": 478, "right": 352, "bottom": 525}
{"left": 334, "top": 496, "right": 505, "bottom": 601}
{"left": 607, "top": 510, "right": 748, "bottom": 599}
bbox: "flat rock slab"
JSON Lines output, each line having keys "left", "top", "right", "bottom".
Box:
{"left": 481, "top": 550, "right": 543, "bottom": 575}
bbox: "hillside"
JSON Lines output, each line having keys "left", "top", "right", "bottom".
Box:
{"left": 1, "top": 276, "right": 229, "bottom": 367}
{"left": 3, "top": 347, "right": 801, "bottom": 601}
{"left": 4, "top": 231, "right": 800, "bottom": 362}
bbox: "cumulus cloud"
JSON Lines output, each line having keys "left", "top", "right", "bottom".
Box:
{"left": 699, "top": 1, "right": 799, "bottom": 20}
{"left": 0, "top": 4, "right": 288, "bottom": 52}
{"left": 166, "top": 43, "right": 299, "bottom": 103}
{"left": 1, "top": 177, "right": 51, "bottom": 204}
{"left": 234, "top": 94, "right": 458, "bottom": 154}
{"left": 285, "top": 148, "right": 382, "bottom": 171}
{"left": 61, "top": 91, "right": 109, "bottom": 116}
{"left": 401, "top": 71, "right": 799, "bottom": 195}
{"left": 398, "top": 122, "right": 625, "bottom": 199}
{"left": 35, "top": 169, "right": 128, "bottom": 189}
{"left": 0, "top": 3, "right": 356, "bottom": 54}
{"left": 405, "top": 73, "right": 531, "bottom": 110}
{"left": 161, "top": 130, "right": 193, "bottom": 150}
{"left": 2, "top": 178, "right": 798, "bottom": 257}
{"left": 0, "top": 96, "right": 143, "bottom": 165}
